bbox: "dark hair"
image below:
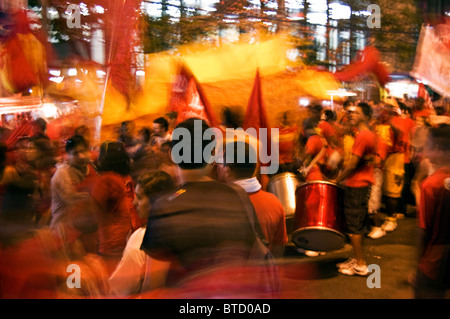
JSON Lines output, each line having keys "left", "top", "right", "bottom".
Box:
{"left": 428, "top": 124, "right": 450, "bottom": 151}
{"left": 170, "top": 118, "right": 211, "bottom": 170}
{"left": 309, "top": 104, "right": 323, "bottom": 114}
{"left": 357, "top": 102, "right": 373, "bottom": 119}
{"left": 222, "top": 107, "right": 242, "bottom": 129}
{"left": 323, "top": 109, "right": 336, "bottom": 121}
{"left": 223, "top": 141, "right": 257, "bottom": 180}
{"left": 139, "top": 127, "right": 152, "bottom": 143}
{"left": 34, "top": 117, "right": 47, "bottom": 132}
{"left": 66, "top": 135, "right": 88, "bottom": 153}
{"left": 153, "top": 117, "right": 169, "bottom": 131}
{"left": 98, "top": 141, "right": 130, "bottom": 175}
{"left": 137, "top": 170, "right": 176, "bottom": 204}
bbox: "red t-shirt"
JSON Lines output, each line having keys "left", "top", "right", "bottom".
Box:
{"left": 248, "top": 190, "right": 288, "bottom": 250}
{"left": 345, "top": 129, "right": 377, "bottom": 188}
{"left": 418, "top": 167, "right": 450, "bottom": 281}
{"left": 414, "top": 108, "right": 434, "bottom": 120}
{"left": 318, "top": 121, "right": 336, "bottom": 142}
{"left": 390, "top": 116, "right": 415, "bottom": 163}
{"left": 278, "top": 125, "right": 298, "bottom": 164}
{"left": 91, "top": 172, "right": 134, "bottom": 256}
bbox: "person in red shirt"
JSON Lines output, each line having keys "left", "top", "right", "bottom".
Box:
{"left": 379, "top": 106, "right": 408, "bottom": 232}
{"left": 91, "top": 141, "right": 144, "bottom": 275}
{"left": 277, "top": 111, "right": 300, "bottom": 173}
{"left": 333, "top": 102, "right": 377, "bottom": 276}
{"left": 217, "top": 140, "right": 288, "bottom": 258}
{"left": 415, "top": 124, "right": 450, "bottom": 298}
{"left": 299, "top": 131, "right": 327, "bottom": 182}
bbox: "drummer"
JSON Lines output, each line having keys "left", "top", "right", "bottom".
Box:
{"left": 332, "top": 102, "right": 378, "bottom": 276}
{"left": 298, "top": 119, "right": 336, "bottom": 181}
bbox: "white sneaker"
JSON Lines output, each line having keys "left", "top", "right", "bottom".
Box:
{"left": 382, "top": 218, "right": 397, "bottom": 232}
{"left": 336, "top": 258, "right": 356, "bottom": 269}
{"left": 367, "top": 227, "right": 386, "bottom": 239}
{"left": 338, "top": 263, "right": 369, "bottom": 276}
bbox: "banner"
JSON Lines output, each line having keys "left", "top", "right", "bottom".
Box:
{"left": 169, "top": 62, "right": 218, "bottom": 128}
{"left": 333, "top": 46, "right": 390, "bottom": 87}
{"left": 411, "top": 23, "right": 450, "bottom": 97}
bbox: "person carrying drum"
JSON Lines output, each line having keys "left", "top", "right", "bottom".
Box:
{"left": 333, "top": 102, "right": 378, "bottom": 276}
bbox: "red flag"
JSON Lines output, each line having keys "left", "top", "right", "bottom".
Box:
{"left": 105, "top": 0, "right": 141, "bottom": 106}
{"left": 334, "top": 46, "right": 390, "bottom": 87}
{"left": 243, "top": 69, "right": 272, "bottom": 178}
{"left": 244, "top": 69, "right": 270, "bottom": 132}
{"left": 168, "top": 62, "right": 218, "bottom": 127}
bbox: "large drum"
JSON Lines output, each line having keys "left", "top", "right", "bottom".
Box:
{"left": 291, "top": 181, "right": 346, "bottom": 252}
{"left": 267, "top": 173, "right": 301, "bottom": 218}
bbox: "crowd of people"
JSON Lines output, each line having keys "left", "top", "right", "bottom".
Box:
{"left": 0, "top": 94, "right": 449, "bottom": 299}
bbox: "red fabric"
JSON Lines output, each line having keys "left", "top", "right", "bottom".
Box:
{"left": 345, "top": 129, "right": 377, "bottom": 187}
{"left": 414, "top": 108, "right": 434, "bottom": 120}
{"left": 390, "top": 116, "right": 415, "bottom": 162}
{"left": 334, "top": 46, "right": 390, "bottom": 87}
{"left": 304, "top": 135, "right": 325, "bottom": 181}
{"left": 248, "top": 190, "right": 288, "bottom": 250}
{"left": 243, "top": 69, "right": 271, "bottom": 169}
{"left": 0, "top": 226, "right": 81, "bottom": 299}
{"left": 278, "top": 125, "right": 298, "bottom": 164}
{"left": 105, "top": 0, "right": 141, "bottom": 103}
{"left": 5, "top": 120, "right": 38, "bottom": 150}
{"left": 418, "top": 167, "right": 450, "bottom": 281}
{"left": 318, "top": 120, "right": 336, "bottom": 142}
{"left": 0, "top": 9, "right": 53, "bottom": 93}
{"left": 169, "top": 62, "right": 218, "bottom": 128}
{"left": 91, "top": 172, "right": 134, "bottom": 257}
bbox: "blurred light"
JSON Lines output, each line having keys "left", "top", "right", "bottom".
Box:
{"left": 95, "top": 5, "right": 105, "bottom": 14}
{"left": 80, "top": 2, "right": 89, "bottom": 16}
{"left": 68, "top": 69, "right": 77, "bottom": 76}
{"left": 49, "top": 69, "right": 61, "bottom": 76}
{"left": 329, "top": 3, "right": 351, "bottom": 20}
{"left": 386, "top": 81, "right": 419, "bottom": 99}
{"left": 136, "top": 70, "right": 145, "bottom": 76}
{"left": 42, "top": 103, "right": 59, "bottom": 118}
{"left": 326, "top": 89, "right": 357, "bottom": 97}
{"left": 96, "top": 70, "right": 106, "bottom": 78}
{"left": 49, "top": 76, "right": 64, "bottom": 83}
{"left": 299, "top": 98, "right": 310, "bottom": 107}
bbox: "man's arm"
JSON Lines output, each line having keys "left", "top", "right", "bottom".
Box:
{"left": 334, "top": 153, "right": 360, "bottom": 184}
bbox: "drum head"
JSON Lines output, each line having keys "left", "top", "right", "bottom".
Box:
{"left": 291, "top": 227, "right": 346, "bottom": 252}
